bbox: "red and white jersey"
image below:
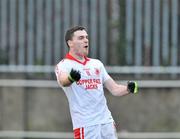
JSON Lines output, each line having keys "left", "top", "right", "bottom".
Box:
{"left": 55, "top": 53, "right": 114, "bottom": 129}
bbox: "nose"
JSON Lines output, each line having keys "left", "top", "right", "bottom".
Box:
{"left": 84, "top": 38, "right": 88, "bottom": 43}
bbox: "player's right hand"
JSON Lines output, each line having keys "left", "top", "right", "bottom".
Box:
{"left": 68, "top": 68, "right": 81, "bottom": 83}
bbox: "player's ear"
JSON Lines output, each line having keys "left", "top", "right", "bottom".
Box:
{"left": 67, "top": 40, "right": 73, "bottom": 48}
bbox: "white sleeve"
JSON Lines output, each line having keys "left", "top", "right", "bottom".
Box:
{"left": 100, "top": 62, "right": 110, "bottom": 83}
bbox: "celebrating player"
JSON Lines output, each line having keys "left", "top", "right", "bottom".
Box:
{"left": 55, "top": 26, "right": 138, "bottom": 139}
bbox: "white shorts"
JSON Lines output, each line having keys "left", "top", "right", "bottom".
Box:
{"left": 73, "top": 122, "right": 118, "bottom": 139}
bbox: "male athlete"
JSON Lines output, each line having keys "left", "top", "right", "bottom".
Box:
{"left": 55, "top": 26, "right": 138, "bottom": 139}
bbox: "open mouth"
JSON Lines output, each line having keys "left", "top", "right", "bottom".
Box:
{"left": 84, "top": 45, "right": 88, "bottom": 48}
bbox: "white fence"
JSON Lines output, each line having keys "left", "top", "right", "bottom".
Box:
{"left": 1, "top": 65, "right": 180, "bottom": 74}
{"left": 0, "top": 79, "right": 180, "bottom": 88}
{"left": 0, "top": 131, "right": 180, "bottom": 139}
{"left": 0, "top": 65, "right": 180, "bottom": 88}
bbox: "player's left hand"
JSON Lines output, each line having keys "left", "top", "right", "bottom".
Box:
{"left": 127, "top": 81, "right": 138, "bottom": 94}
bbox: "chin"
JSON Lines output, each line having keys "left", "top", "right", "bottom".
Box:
{"left": 84, "top": 52, "right": 89, "bottom": 57}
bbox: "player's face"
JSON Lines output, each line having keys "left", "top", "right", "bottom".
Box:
{"left": 69, "top": 30, "right": 89, "bottom": 57}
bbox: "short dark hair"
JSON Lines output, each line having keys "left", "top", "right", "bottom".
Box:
{"left": 65, "top": 26, "right": 86, "bottom": 47}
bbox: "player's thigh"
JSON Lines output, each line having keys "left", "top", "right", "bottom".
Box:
{"left": 73, "top": 123, "right": 117, "bottom": 139}
{"left": 101, "top": 122, "right": 118, "bottom": 139}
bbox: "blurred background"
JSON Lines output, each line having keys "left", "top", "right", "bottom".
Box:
{"left": 0, "top": 0, "right": 180, "bottom": 138}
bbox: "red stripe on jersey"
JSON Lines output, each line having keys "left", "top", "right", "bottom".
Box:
{"left": 65, "top": 53, "right": 90, "bottom": 65}
{"left": 74, "top": 128, "right": 80, "bottom": 139}
{"left": 74, "top": 128, "right": 84, "bottom": 139}
{"left": 82, "top": 128, "right": 84, "bottom": 139}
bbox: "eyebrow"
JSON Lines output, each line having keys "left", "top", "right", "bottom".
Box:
{"left": 78, "top": 35, "right": 88, "bottom": 38}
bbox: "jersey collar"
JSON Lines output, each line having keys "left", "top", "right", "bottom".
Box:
{"left": 65, "top": 53, "right": 90, "bottom": 65}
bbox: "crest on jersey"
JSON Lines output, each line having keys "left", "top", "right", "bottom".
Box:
{"left": 95, "top": 68, "right": 100, "bottom": 76}
{"left": 83, "top": 68, "right": 91, "bottom": 76}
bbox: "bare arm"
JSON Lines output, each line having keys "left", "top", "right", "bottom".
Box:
{"left": 56, "top": 66, "right": 81, "bottom": 87}
{"left": 104, "top": 77, "right": 129, "bottom": 96}
{"left": 57, "top": 71, "right": 72, "bottom": 87}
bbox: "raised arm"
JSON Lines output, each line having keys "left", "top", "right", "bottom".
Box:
{"left": 104, "top": 77, "right": 128, "bottom": 96}
{"left": 56, "top": 66, "right": 81, "bottom": 87}
{"left": 104, "top": 77, "right": 138, "bottom": 96}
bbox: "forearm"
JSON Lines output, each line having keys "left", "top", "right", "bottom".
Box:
{"left": 58, "top": 72, "right": 72, "bottom": 87}
{"left": 104, "top": 78, "right": 129, "bottom": 96}
{"left": 57, "top": 68, "right": 81, "bottom": 87}
{"left": 110, "top": 84, "right": 129, "bottom": 96}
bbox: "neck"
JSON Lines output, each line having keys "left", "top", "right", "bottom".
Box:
{"left": 69, "top": 51, "right": 85, "bottom": 62}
